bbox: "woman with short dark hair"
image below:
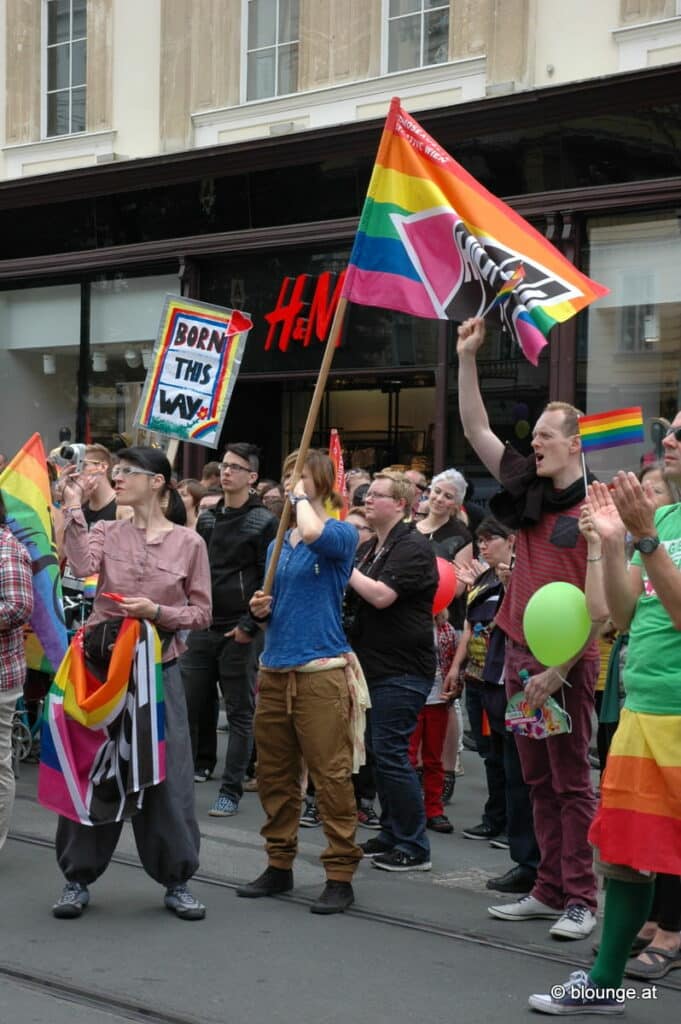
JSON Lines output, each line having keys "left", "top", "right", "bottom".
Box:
{"left": 50, "top": 447, "right": 211, "bottom": 921}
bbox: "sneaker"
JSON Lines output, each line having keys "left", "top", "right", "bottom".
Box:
{"left": 462, "top": 822, "right": 502, "bottom": 841}
{"left": 488, "top": 894, "right": 563, "bottom": 921}
{"left": 52, "top": 881, "right": 90, "bottom": 919}
{"left": 489, "top": 834, "right": 510, "bottom": 850}
{"left": 528, "top": 969, "right": 624, "bottom": 1015}
{"left": 372, "top": 849, "right": 432, "bottom": 872}
{"left": 357, "top": 803, "right": 381, "bottom": 830}
{"left": 550, "top": 904, "right": 597, "bottom": 941}
{"left": 426, "top": 814, "right": 454, "bottom": 834}
{"left": 300, "top": 800, "right": 322, "bottom": 828}
{"left": 310, "top": 880, "right": 355, "bottom": 915}
{"left": 193, "top": 768, "right": 212, "bottom": 783}
{"left": 208, "top": 794, "right": 239, "bottom": 817}
{"left": 236, "top": 866, "right": 294, "bottom": 898}
{"left": 164, "top": 884, "right": 206, "bottom": 920}
{"left": 442, "top": 771, "right": 456, "bottom": 804}
{"left": 360, "top": 837, "right": 393, "bottom": 859}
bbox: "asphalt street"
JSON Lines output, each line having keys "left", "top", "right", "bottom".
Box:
{"left": 3, "top": 735, "right": 678, "bottom": 1024}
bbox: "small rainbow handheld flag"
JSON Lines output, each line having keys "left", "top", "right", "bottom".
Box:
{"left": 485, "top": 263, "right": 526, "bottom": 313}
{"left": 578, "top": 407, "right": 645, "bottom": 453}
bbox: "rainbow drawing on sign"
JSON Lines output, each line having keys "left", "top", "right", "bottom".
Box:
{"left": 135, "top": 296, "right": 253, "bottom": 448}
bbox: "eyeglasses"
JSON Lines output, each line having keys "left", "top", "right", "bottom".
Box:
{"left": 111, "top": 466, "right": 156, "bottom": 479}
{"left": 664, "top": 426, "right": 681, "bottom": 442}
{"left": 220, "top": 461, "right": 251, "bottom": 473}
{"left": 366, "top": 490, "right": 395, "bottom": 501}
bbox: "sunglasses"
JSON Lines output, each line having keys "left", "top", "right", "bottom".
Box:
{"left": 664, "top": 426, "right": 681, "bottom": 442}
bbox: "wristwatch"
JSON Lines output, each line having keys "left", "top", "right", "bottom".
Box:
{"left": 634, "top": 535, "right": 660, "bottom": 555}
{"left": 290, "top": 494, "right": 309, "bottom": 507}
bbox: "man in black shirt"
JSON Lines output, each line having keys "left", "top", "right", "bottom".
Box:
{"left": 181, "top": 444, "right": 277, "bottom": 816}
{"left": 347, "top": 471, "right": 438, "bottom": 872}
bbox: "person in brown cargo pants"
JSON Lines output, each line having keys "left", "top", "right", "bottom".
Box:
{"left": 236, "top": 448, "right": 362, "bottom": 915}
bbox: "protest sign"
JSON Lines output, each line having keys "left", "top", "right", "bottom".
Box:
{"left": 134, "top": 295, "right": 252, "bottom": 448}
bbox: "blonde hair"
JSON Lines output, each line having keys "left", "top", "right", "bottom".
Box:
{"left": 373, "top": 470, "right": 414, "bottom": 507}
{"left": 543, "top": 401, "right": 584, "bottom": 437}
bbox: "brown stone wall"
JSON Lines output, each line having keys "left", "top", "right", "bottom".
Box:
{"left": 5, "top": 0, "right": 41, "bottom": 144}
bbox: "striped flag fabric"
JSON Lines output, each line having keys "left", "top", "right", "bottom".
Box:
{"left": 38, "top": 619, "right": 165, "bottom": 826}
{"left": 328, "top": 428, "right": 347, "bottom": 519}
{"left": 578, "top": 407, "right": 645, "bottom": 453}
{"left": 342, "top": 98, "right": 608, "bottom": 365}
{"left": 0, "top": 433, "right": 67, "bottom": 673}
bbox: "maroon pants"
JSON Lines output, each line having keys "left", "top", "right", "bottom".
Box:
{"left": 505, "top": 641, "right": 598, "bottom": 911}
{"left": 408, "top": 703, "right": 449, "bottom": 819}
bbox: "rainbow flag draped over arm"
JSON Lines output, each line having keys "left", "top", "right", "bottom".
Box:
{"left": 578, "top": 407, "right": 645, "bottom": 452}
{"left": 342, "top": 98, "right": 608, "bottom": 365}
{"left": 38, "top": 619, "right": 165, "bottom": 826}
{"left": 0, "top": 434, "right": 67, "bottom": 673}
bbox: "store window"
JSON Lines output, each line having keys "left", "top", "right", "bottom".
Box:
{"left": 385, "top": 0, "right": 449, "bottom": 74}
{"left": 246, "top": 0, "right": 299, "bottom": 101}
{"left": 44, "top": 0, "right": 87, "bottom": 137}
{"left": 579, "top": 210, "right": 681, "bottom": 476}
{"left": 87, "top": 273, "right": 179, "bottom": 446}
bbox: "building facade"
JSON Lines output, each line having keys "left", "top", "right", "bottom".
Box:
{"left": 1, "top": 0, "right": 680, "bottom": 483}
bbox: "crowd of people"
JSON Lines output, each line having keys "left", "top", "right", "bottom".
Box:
{"left": 1, "top": 315, "right": 680, "bottom": 1013}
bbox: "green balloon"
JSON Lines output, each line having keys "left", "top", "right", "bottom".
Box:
{"left": 522, "top": 582, "right": 591, "bottom": 666}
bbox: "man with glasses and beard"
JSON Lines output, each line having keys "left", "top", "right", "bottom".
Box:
{"left": 347, "top": 471, "right": 438, "bottom": 872}
{"left": 181, "top": 444, "right": 277, "bottom": 814}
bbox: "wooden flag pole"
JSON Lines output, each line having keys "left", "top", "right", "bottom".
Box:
{"left": 262, "top": 296, "right": 348, "bottom": 594}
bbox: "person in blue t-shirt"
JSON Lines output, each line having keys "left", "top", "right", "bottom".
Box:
{"left": 237, "top": 448, "right": 362, "bottom": 915}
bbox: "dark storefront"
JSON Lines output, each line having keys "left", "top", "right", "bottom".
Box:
{"left": 1, "top": 64, "right": 680, "bottom": 484}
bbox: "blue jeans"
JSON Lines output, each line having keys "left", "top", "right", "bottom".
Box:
{"left": 366, "top": 675, "right": 431, "bottom": 858}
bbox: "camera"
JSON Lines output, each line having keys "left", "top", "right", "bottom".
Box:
{"left": 59, "top": 443, "right": 87, "bottom": 473}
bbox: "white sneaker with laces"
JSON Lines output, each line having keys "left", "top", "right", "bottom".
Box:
{"left": 488, "top": 894, "right": 563, "bottom": 921}
{"left": 550, "top": 904, "right": 597, "bottom": 940}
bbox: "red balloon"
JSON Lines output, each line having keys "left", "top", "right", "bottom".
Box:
{"left": 433, "top": 556, "right": 457, "bottom": 614}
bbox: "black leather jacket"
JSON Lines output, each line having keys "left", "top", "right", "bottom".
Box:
{"left": 196, "top": 494, "right": 278, "bottom": 633}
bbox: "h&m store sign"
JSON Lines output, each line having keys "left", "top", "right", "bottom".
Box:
{"left": 263, "top": 271, "right": 346, "bottom": 353}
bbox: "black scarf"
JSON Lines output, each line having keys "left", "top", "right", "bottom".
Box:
{"left": 489, "top": 445, "right": 595, "bottom": 529}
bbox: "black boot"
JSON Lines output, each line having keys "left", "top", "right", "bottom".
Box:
{"left": 236, "top": 866, "right": 294, "bottom": 898}
{"left": 310, "top": 880, "right": 355, "bottom": 915}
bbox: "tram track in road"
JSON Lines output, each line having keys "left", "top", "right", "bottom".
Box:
{"left": 9, "top": 828, "right": 681, "bottom": 998}
{"left": 0, "top": 965, "right": 216, "bottom": 1024}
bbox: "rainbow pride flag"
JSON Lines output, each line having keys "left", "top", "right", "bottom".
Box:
{"left": 342, "top": 98, "right": 609, "bottom": 365}
{"left": 38, "top": 619, "right": 165, "bottom": 825}
{"left": 578, "top": 407, "right": 645, "bottom": 453}
{"left": 0, "top": 434, "right": 67, "bottom": 673}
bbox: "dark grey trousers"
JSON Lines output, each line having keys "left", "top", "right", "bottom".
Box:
{"left": 55, "top": 662, "right": 200, "bottom": 888}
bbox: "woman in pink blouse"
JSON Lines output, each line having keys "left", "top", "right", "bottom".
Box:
{"left": 52, "top": 447, "right": 212, "bottom": 922}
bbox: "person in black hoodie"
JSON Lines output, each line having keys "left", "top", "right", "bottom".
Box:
{"left": 181, "top": 443, "right": 277, "bottom": 817}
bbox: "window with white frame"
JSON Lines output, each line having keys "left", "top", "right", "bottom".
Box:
{"left": 45, "top": 0, "right": 87, "bottom": 137}
{"left": 386, "top": 0, "right": 449, "bottom": 74}
{"left": 246, "top": 0, "right": 299, "bottom": 101}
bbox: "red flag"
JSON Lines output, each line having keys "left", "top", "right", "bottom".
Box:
{"left": 328, "top": 428, "right": 347, "bottom": 519}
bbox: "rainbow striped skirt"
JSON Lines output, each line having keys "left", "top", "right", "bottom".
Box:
{"left": 589, "top": 708, "right": 681, "bottom": 875}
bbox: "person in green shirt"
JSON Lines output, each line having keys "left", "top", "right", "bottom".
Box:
{"left": 530, "top": 414, "right": 681, "bottom": 1014}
